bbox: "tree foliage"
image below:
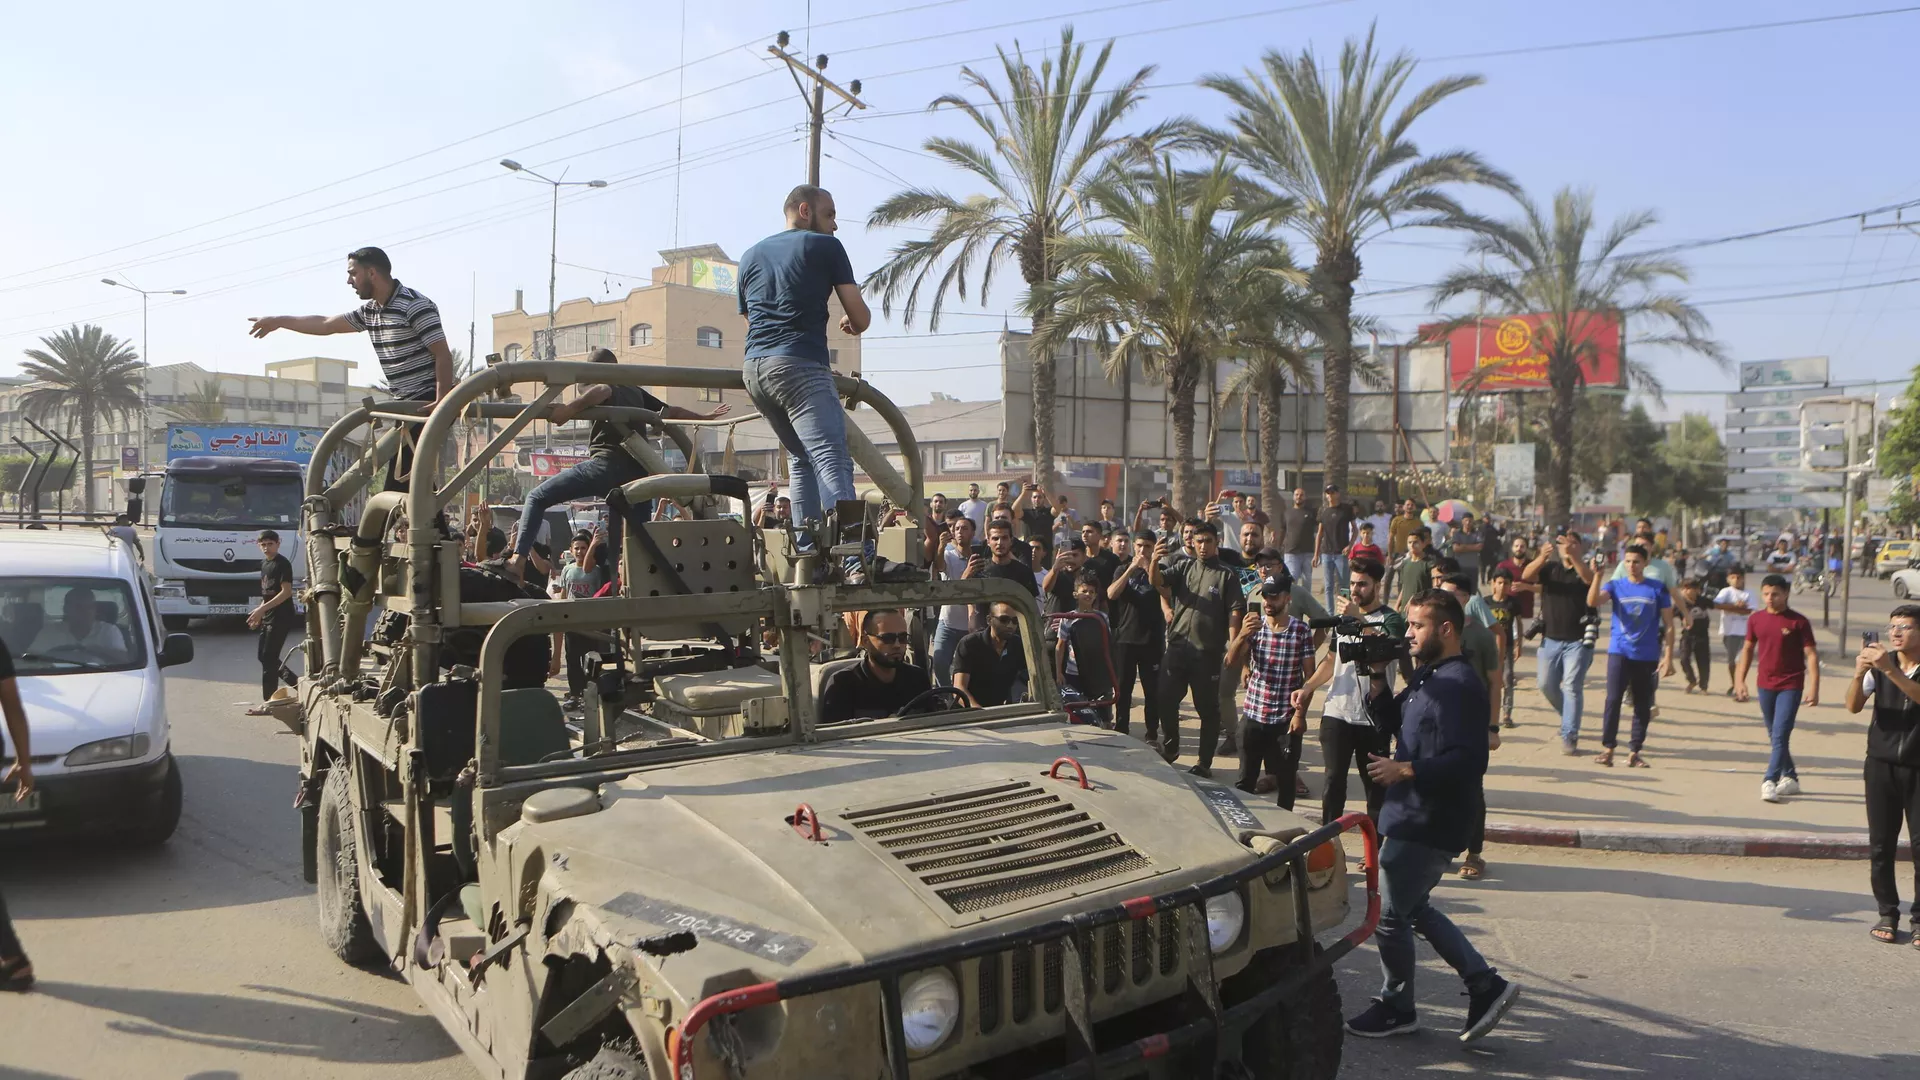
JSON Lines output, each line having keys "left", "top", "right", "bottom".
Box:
{"left": 20, "top": 324, "right": 144, "bottom": 516}
{"left": 1203, "top": 24, "right": 1509, "bottom": 494}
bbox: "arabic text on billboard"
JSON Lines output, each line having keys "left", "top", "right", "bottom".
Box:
{"left": 530, "top": 451, "right": 591, "bottom": 478}
{"left": 166, "top": 425, "right": 324, "bottom": 463}
{"left": 689, "top": 259, "right": 738, "bottom": 294}
{"left": 1423, "top": 313, "right": 1623, "bottom": 390}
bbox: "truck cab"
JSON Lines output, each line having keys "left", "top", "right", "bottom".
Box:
{"left": 150, "top": 455, "right": 305, "bottom": 629}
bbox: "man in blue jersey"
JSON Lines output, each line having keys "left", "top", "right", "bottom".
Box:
{"left": 737, "top": 186, "right": 872, "bottom": 550}
{"left": 1587, "top": 544, "right": 1675, "bottom": 768}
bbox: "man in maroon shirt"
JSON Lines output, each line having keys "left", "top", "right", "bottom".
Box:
{"left": 1735, "top": 574, "right": 1820, "bottom": 803}
{"left": 1494, "top": 535, "right": 1536, "bottom": 636}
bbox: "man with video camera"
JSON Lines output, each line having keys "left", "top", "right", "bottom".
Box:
{"left": 1296, "top": 557, "right": 1408, "bottom": 825}
{"left": 1345, "top": 588, "right": 1518, "bottom": 1043}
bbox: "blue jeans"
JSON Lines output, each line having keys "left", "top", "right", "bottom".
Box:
{"left": 1376, "top": 837, "right": 1496, "bottom": 1014}
{"left": 742, "top": 355, "right": 855, "bottom": 536}
{"left": 517, "top": 452, "right": 651, "bottom": 563}
{"left": 1320, "top": 553, "right": 1348, "bottom": 612}
{"left": 930, "top": 620, "right": 967, "bottom": 685}
{"left": 1756, "top": 687, "right": 1802, "bottom": 782}
{"left": 1283, "top": 553, "right": 1313, "bottom": 588}
{"left": 1537, "top": 636, "right": 1594, "bottom": 742}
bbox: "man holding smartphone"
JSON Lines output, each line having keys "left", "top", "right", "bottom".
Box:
{"left": 1845, "top": 607, "right": 1920, "bottom": 946}
{"left": 0, "top": 634, "right": 36, "bottom": 991}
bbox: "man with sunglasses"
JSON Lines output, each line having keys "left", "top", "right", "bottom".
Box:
{"left": 954, "top": 602, "right": 1030, "bottom": 708}
{"left": 819, "top": 609, "right": 932, "bottom": 724}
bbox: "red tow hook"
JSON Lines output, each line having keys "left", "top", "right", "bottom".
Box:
{"left": 787, "top": 803, "right": 825, "bottom": 842}
{"left": 1047, "top": 756, "right": 1091, "bottom": 789}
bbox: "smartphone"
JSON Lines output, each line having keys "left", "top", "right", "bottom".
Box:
{"left": 1864, "top": 631, "right": 1881, "bottom": 647}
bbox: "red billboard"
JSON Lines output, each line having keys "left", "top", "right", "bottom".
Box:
{"left": 1423, "top": 312, "right": 1623, "bottom": 391}
{"left": 530, "top": 451, "right": 591, "bottom": 477}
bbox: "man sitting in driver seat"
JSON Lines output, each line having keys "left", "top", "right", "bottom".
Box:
{"left": 818, "top": 609, "right": 933, "bottom": 724}
{"left": 31, "top": 587, "right": 129, "bottom": 658}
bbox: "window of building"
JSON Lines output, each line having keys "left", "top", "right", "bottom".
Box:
{"left": 319, "top": 381, "right": 346, "bottom": 395}
{"left": 698, "top": 388, "right": 722, "bottom": 403}
{"left": 501, "top": 344, "right": 522, "bottom": 364}
{"left": 533, "top": 320, "right": 616, "bottom": 358}
{"left": 629, "top": 323, "right": 653, "bottom": 347}
{"left": 830, "top": 349, "right": 840, "bottom": 366}
{"left": 695, "top": 326, "right": 723, "bottom": 349}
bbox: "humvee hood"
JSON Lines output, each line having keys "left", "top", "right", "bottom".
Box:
{"left": 527, "top": 721, "right": 1301, "bottom": 979}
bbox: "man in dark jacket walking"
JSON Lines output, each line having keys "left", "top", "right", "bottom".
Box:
{"left": 1346, "top": 588, "right": 1519, "bottom": 1043}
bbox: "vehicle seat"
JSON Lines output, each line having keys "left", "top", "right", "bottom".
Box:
{"left": 498, "top": 688, "right": 572, "bottom": 766}
{"left": 2, "top": 602, "right": 43, "bottom": 656}
{"left": 812, "top": 657, "right": 863, "bottom": 724}
{"left": 96, "top": 600, "right": 119, "bottom": 624}
{"left": 655, "top": 665, "right": 781, "bottom": 714}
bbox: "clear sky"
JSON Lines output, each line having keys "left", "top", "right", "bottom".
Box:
{"left": 1, "top": 0, "right": 1914, "bottom": 427}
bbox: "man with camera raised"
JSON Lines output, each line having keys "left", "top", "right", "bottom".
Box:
{"left": 1346, "top": 588, "right": 1518, "bottom": 1043}
{"left": 1296, "top": 557, "right": 1406, "bottom": 825}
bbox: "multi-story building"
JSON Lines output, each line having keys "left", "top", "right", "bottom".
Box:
{"left": 489, "top": 244, "right": 863, "bottom": 461}
{"left": 0, "top": 357, "right": 380, "bottom": 513}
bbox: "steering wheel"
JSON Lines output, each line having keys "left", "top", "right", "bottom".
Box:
{"left": 45, "top": 643, "right": 108, "bottom": 661}
{"left": 893, "top": 685, "right": 975, "bottom": 718}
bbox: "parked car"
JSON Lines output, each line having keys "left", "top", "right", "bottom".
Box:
{"left": 0, "top": 529, "right": 195, "bottom": 844}
{"left": 1892, "top": 565, "right": 1920, "bottom": 600}
{"left": 1876, "top": 539, "right": 1917, "bottom": 578}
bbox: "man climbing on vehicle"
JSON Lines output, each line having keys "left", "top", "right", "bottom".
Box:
{"left": 505, "top": 347, "right": 728, "bottom": 584}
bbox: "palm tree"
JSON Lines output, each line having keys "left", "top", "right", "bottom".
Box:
{"left": 1028, "top": 157, "right": 1308, "bottom": 514}
{"left": 20, "top": 324, "right": 144, "bottom": 516}
{"left": 1202, "top": 25, "right": 1510, "bottom": 493}
{"left": 1429, "top": 186, "right": 1725, "bottom": 522}
{"left": 1223, "top": 332, "right": 1312, "bottom": 541}
{"left": 865, "top": 25, "right": 1173, "bottom": 490}
{"left": 163, "top": 376, "right": 228, "bottom": 423}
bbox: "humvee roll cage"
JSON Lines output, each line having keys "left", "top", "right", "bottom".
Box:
{"left": 672, "top": 813, "right": 1381, "bottom": 1080}
{"left": 299, "top": 360, "right": 1060, "bottom": 786}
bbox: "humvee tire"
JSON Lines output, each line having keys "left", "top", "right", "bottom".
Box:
{"left": 1239, "top": 945, "right": 1344, "bottom": 1080}
{"left": 316, "top": 763, "right": 381, "bottom": 965}
{"left": 560, "top": 1040, "right": 645, "bottom": 1080}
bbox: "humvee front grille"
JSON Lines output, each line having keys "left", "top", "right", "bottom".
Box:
{"left": 842, "top": 780, "right": 1153, "bottom": 920}
{"left": 971, "top": 910, "right": 1185, "bottom": 1036}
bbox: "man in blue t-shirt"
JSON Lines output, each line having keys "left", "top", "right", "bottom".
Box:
{"left": 737, "top": 185, "right": 872, "bottom": 546}
{"left": 1586, "top": 543, "right": 1675, "bottom": 767}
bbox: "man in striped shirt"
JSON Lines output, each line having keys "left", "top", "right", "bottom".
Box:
{"left": 250, "top": 247, "right": 454, "bottom": 489}
{"left": 249, "top": 247, "right": 453, "bottom": 402}
{"left": 1227, "top": 568, "right": 1318, "bottom": 808}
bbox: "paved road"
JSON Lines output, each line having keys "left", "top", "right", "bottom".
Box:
{"left": 3, "top": 627, "right": 1913, "bottom": 1079}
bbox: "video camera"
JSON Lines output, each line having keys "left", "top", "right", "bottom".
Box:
{"left": 1307, "top": 615, "right": 1411, "bottom": 666}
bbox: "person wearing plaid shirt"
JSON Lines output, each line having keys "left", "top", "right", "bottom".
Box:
{"left": 1228, "top": 568, "right": 1318, "bottom": 808}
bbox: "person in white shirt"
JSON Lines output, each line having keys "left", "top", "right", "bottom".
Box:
{"left": 1216, "top": 490, "right": 1245, "bottom": 553}
{"left": 30, "top": 587, "right": 130, "bottom": 660}
{"left": 957, "top": 483, "right": 989, "bottom": 536}
{"left": 929, "top": 512, "right": 978, "bottom": 684}
{"left": 1713, "top": 565, "right": 1756, "bottom": 697}
{"left": 1363, "top": 499, "right": 1394, "bottom": 547}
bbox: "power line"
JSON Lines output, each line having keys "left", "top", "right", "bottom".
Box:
{"left": 1421, "top": 5, "right": 1920, "bottom": 64}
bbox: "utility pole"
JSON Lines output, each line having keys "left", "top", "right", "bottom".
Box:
{"left": 768, "top": 31, "right": 867, "bottom": 185}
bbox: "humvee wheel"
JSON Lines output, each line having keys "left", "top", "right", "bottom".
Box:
{"left": 1238, "top": 945, "right": 1343, "bottom": 1080}
{"left": 561, "top": 1039, "right": 646, "bottom": 1080}
{"left": 316, "top": 763, "right": 381, "bottom": 965}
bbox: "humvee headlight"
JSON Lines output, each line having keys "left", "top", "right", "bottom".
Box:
{"left": 899, "top": 968, "right": 961, "bottom": 1056}
{"left": 1204, "top": 891, "right": 1245, "bottom": 954}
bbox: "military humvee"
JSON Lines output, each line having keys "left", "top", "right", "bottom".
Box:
{"left": 288, "top": 361, "right": 1377, "bottom": 1080}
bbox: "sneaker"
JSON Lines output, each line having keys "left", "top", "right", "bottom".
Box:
{"left": 1460, "top": 976, "right": 1519, "bottom": 1043}
{"left": 1217, "top": 737, "right": 1238, "bottom": 758}
{"left": 1774, "top": 777, "right": 1801, "bottom": 797}
{"left": 1346, "top": 998, "right": 1419, "bottom": 1038}
{"left": 1561, "top": 737, "right": 1579, "bottom": 756}
{"left": 1188, "top": 763, "right": 1213, "bottom": 779}
{"left": 1761, "top": 780, "right": 1780, "bottom": 803}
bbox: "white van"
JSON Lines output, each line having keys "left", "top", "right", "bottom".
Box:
{"left": 0, "top": 529, "right": 195, "bottom": 844}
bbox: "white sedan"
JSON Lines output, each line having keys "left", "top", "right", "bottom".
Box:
{"left": 1893, "top": 565, "right": 1920, "bottom": 600}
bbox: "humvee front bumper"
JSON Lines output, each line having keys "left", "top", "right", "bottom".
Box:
{"left": 671, "top": 812, "right": 1381, "bottom": 1078}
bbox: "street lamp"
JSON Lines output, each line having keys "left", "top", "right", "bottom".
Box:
{"left": 101, "top": 276, "right": 187, "bottom": 503}
{"left": 500, "top": 160, "right": 608, "bottom": 360}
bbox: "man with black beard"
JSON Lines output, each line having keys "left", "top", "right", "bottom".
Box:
{"left": 818, "top": 609, "right": 933, "bottom": 723}
{"left": 1346, "top": 589, "right": 1517, "bottom": 1044}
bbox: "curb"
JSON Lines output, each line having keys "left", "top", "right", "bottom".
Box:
{"left": 1483, "top": 821, "right": 1913, "bottom": 861}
